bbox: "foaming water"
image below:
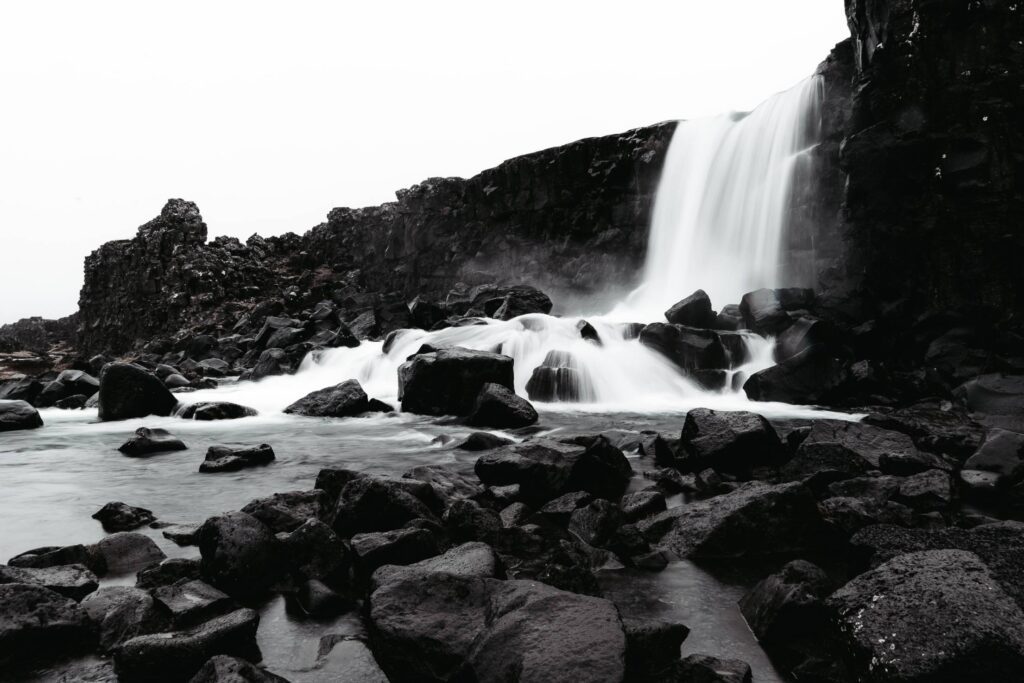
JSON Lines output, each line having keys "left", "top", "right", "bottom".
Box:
{"left": 621, "top": 76, "right": 824, "bottom": 319}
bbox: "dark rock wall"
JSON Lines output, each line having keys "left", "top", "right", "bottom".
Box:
{"left": 77, "top": 125, "right": 675, "bottom": 354}
{"left": 833, "top": 0, "right": 1024, "bottom": 319}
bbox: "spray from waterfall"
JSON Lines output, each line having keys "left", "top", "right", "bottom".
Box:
{"left": 184, "top": 77, "right": 825, "bottom": 413}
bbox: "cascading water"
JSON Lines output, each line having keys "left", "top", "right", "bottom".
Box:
{"left": 186, "top": 77, "right": 828, "bottom": 415}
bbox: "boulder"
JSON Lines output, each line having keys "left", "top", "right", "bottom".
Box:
{"left": 466, "top": 382, "right": 538, "bottom": 428}
{"left": 738, "top": 560, "right": 831, "bottom": 654}
{"left": 620, "top": 490, "right": 667, "bottom": 522}
{"left": 0, "top": 563, "right": 98, "bottom": 601}
{"left": 622, "top": 617, "right": 690, "bottom": 682}
{"left": 443, "top": 499, "right": 502, "bottom": 544}
{"left": 398, "top": 347, "right": 514, "bottom": 416}
{"left": 199, "top": 444, "right": 275, "bottom": 473}
{"left": 113, "top": 608, "right": 261, "bottom": 683}
{"left": 136, "top": 558, "right": 202, "bottom": 590}
{"left": 331, "top": 475, "right": 437, "bottom": 537}
{"left": 283, "top": 379, "right": 370, "bottom": 417}
{"left": 373, "top": 542, "right": 502, "bottom": 588}
{"left": 896, "top": 469, "right": 953, "bottom": 511}
{"left": 196, "top": 512, "right": 283, "bottom": 597}
{"left": 152, "top": 580, "right": 233, "bottom": 628}
{"left": 638, "top": 323, "right": 728, "bottom": 371}
{"left": 743, "top": 344, "right": 848, "bottom": 404}
{"left": 568, "top": 499, "right": 624, "bottom": 547}
{"left": 487, "top": 285, "right": 553, "bottom": 320}
{"left": 964, "top": 428, "right": 1024, "bottom": 477}
{"left": 81, "top": 586, "right": 169, "bottom": 650}
{"left": 8, "top": 543, "right": 106, "bottom": 575}
{"left": 638, "top": 481, "right": 822, "bottom": 559}
{"left": 826, "top": 550, "right": 1024, "bottom": 682}
{"left": 956, "top": 373, "right": 1024, "bottom": 416}
{"left": 240, "top": 490, "right": 328, "bottom": 533}
{"left": 0, "top": 400, "right": 43, "bottom": 432}
{"left": 95, "top": 532, "right": 166, "bottom": 575}
{"left": 408, "top": 296, "right": 446, "bottom": 330}
{"left": 297, "top": 578, "right": 351, "bottom": 618}
{"left": 55, "top": 394, "right": 88, "bottom": 409}
{"left": 118, "top": 427, "right": 188, "bottom": 456}
{"left": 189, "top": 655, "right": 289, "bottom": 683}
{"left": 780, "top": 420, "right": 915, "bottom": 490}
{"left": 665, "top": 289, "right": 715, "bottom": 327}
{"left": 526, "top": 361, "right": 586, "bottom": 402}
{"left": 179, "top": 402, "right": 258, "bottom": 420}
{"left": 739, "top": 288, "right": 790, "bottom": 336}
{"left": 679, "top": 408, "right": 784, "bottom": 475}
{"left": 280, "top": 519, "right": 349, "bottom": 582}
{"left": 0, "top": 377, "right": 43, "bottom": 403}
{"left": 715, "top": 304, "right": 744, "bottom": 331}
{"left": 251, "top": 348, "right": 291, "bottom": 381}
{"left": 0, "top": 583, "right": 93, "bottom": 666}
{"left": 351, "top": 528, "right": 439, "bottom": 574}
{"left": 774, "top": 316, "right": 838, "bottom": 363}
{"left": 98, "top": 363, "right": 178, "bottom": 421}
{"left": 403, "top": 464, "right": 483, "bottom": 506}
{"left": 475, "top": 437, "right": 632, "bottom": 505}
{"left": 92, "top": 502, "right": 156, "bottom": 532}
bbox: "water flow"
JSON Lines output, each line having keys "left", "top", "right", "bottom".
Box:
{"left": 622, "top": 76, "right": 824, "bottom": 319}
{"left": 185, "top": 77, "right": 828, "bottom": 415}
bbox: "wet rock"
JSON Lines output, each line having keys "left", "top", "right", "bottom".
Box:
{"left": 98, "top": 363, "right": 178, "bottom": 421}
{"left": 199, "top": 444, "right": 275, "bottom": 473}
{"left": 665, "top": 289, "right": 715, "bottom": 328}
{"left": 153, "top": 580, "right": 233, "bottom": 628}
{"left": 300, "top": 636, "right": 389, "bottom": 683}
{"left": 96, "top": 533, "right": 166, "bottom": 575}
{"left": 0, "top": 377, "right": 43, "bottom": 404}
{"left": 82, "top": 586, "right": 169, "bottom": 650}
{"left": 623, "top": 617, "right": 690, "bottom": 682}
{"left": 738, "top": 560, "right": 831, "bottom": 655}
{"left": 351, "top": 528, "right": 439, "bottom": 574}
{"left": 743, "top": 344, "right": 847, "bottom": 404}
{"left": 251, "top": 348, "right": 291, "bottom": 381}
{"left": 863, "top": 402, "right": 984, "bottom": 460}
{"left": 499, "top": 502, "right": 532, "bottom": 528}
{"left": 408, "top": 296, "right": 446, "bottom": 330}
{"left": 715, "top": 304, "right": 744, "bottom": 331}
{"left": 475, "top": 436, "right": 632, "bottom": 505}
{"left": 739, "top": 288, "right": 790, "bottom": 336}
{"left": 197, "top": 512, "right": 283, "bottom": 597}
{"left": 638, "top": 323, "right": 728, "bottom": 371}
{"left": 827, "top": 550, "right": 1024, "bottom": 682}
{"left": 189, "top": 655, "right": 288, "bottom": 683}
{"left": 54, "top": 394, "right": 89, "bottom": 410}
{"left": 638, "top": 481, "right": 822, "bottom": 559}
{"left": 0, "top": 583, "right": 94, "bottom": 666}
{"left": 403, "top": 464, "right": 482, "bottom": 506}
{"left": 576, "top": 319, "right": 601, "bottom": 344}
{"left": 398, "top": 347, "right": 515, "bottom": 417}
{"left": 819, "top": 496, "right": 913, "bottom": 536}
{"left": 136, "top": 558, "right": 202, "bottom": 590}
{"left": 956, "top": 373, "right": 1024, "bottom": 416}
{"left": 297, "top": 578, "right": 351, "bottom": 618}
{"left": 964, "top": 428, "right": 1024, "bottom": 477}
{"left": 179, "top": 402, "right": 258, "bottom": 420}
{"left": 8, "top": 543, "right": 106, "bottom": 575}
{"left": 780, "top": 420, "right": 914, "bottom": 490}
{"left": 113, "top": 608, "right": 261, "bottom": 683}
{"left": 331, "top": 475, "right": 437, "bottom": 537}
{"left": 0, "top": 563, "right": 98, "bottom": 601}
{"left": 443, "top": 499, "right": 502, "bottom": 544}
{"left": 774, "top": 316, "right": 838, "bottom": 363}
{"left": 676, "top": 653, "right": 752, "bottom": 683}
{"left": 373, "top": 542, "right": 502, "bottom": 588}
{"left": 538, "top": 491, "right": 593, "bottom": 524}
{"left": 162, "top": 524, "right": 202, "bottom": 547}
{"left": 466, "top": 382, "right": 538, "bottom": 429}
{"left": 620, "top": 490, "right": 667, "bottom": 522}
{"left": 0, "top": 399, "right": 43, "bottom": 432}
{"left": 679, "top": 408, "right": 783, "bottom": 475}
{"left": 240, "top": 490, "right": 328, "bottom": 533}
{"left": 568, "top": 499, "right": 623, "bottom": 547}
{"left": 896, "top": 469, "right": 953, "bottom": 512}
{"left": 118, "top": 427, "right": 188, "bottom": 456}
{"left": 284, "top": 379, "right": 370, "bottom": 417}
{"left": 92, "top": 502, "right": 156, "bottom": 532}
{"left": 488, "top": 285, "right": 553, "bottom": 320}
{"left": 164, "top": 373, "right": 191, "bottom": 388}
{"left": 280, "top": 519, "right": 349, "bottom": 582}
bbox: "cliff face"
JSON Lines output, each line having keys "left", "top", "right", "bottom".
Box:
{"left": 834, "top": 0, "right": 1024, "bottom": 318}
{"left": 77, "top": 124, "right": 675, "bottom": 355}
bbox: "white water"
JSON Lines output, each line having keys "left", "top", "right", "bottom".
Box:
{"left": 622, "top": 76, "right": 824, "bottom": 319}
{"left": 182, "top": 76, "right": 842, "bottom": 419}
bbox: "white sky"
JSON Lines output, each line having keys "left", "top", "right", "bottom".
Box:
{"left": 0, "top": 1, "right": 849, "bottom": 323}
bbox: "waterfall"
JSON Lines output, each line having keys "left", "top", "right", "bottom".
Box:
{"left": 184, "top": 77, "right": 826, "bottom": 414}
{"left": 622, "top": 76, "right": 824, "bottom": 319}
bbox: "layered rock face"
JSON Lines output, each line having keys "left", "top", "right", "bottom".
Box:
{"left": 77, "top": 125, "right": 674, "bottom": 355}
{"left": 818, "top": 0, "right": 1024, "bottom": 318}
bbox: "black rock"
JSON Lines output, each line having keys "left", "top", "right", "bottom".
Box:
{"left": 638, "top": 323, "right": 728, "bottom": 371}
{"left": 743, "top": 344, "right": 848, "bottom": 404}
{"left": 54, "top": 394, "right": 88, "bottom": 409}
{"left": 774, "top": 316, "right": 838, "bottom": 363}
{"left": 676, "top": 653, "right": 752, "bottom": 683}
{"left": 92, "top": 502, "right": 157, "bottom": 532}
{"left": 199, "top": 444, "right": 275, "bottom": 473}
{"left": 136, "top": 558, "right": 202, "bottom": 590}
{"left": 280, "top": 519, "right": 349, "bottom": 582}
{"left": 568, "top": 499, "right": 624, "bottom": 547}
{"left": 283, "top": 379, "right": 369, "bottom": 417}
{"left": 179, "top": 402, "right": 258, "bottom": 420}
{"left": 94, "top": 532, "right": 166, "bottom": 575}
{"left": 487, "top": 285, "right": 553, "bottom": 320}
{"left": 297, "top": 578, "right": 352, "bottom": 618}
{"left": 196, "top": 512, "right": 283, "bottom": 597}
{"left": 623, "top": 617, "right": 690, "bottom": 682}
{"left": 152, "top": 580, "right": 233, "bottom": 628}
{"left": 443, "top": 499, "right": 502, "bottom": 544}
{"left": 0, "top": 563, "right": 98, "bottom": 601}
{"left": 665, "top": 289, "right": 715, "bottom": 327}
{"left": 81, "top": 585, "right": 169, "bottom": 651}
{"left": 331, "top": 475, "right": 437, "bottom": 537}
{"left": 466, "top": 382, "right": 538, "bottom": 428}
{"left": 240, "top": 489, "right": 328, "bottom": 533}
{"left": 576, "top": 319, "right": 602, "bottom": 344}
{"left": 620, "top": 490, "right": 667, "bottom": 522}
{"left": 0, "top": 583, "right": 94, "bottom": 666}
{"left": 738, "top": 560, "right": 831, "bottom": 655}
{"left": 250, "top": 348, "right": 291, "bottom": 381}
{"left": 638, "top": 481, "right": 822, "bottom": 559}
{"left": 679, "top": 408, "right": 784, "bottom": 475}
{"left": 372, "top": 542, "right": 502, "bottom": 588}
{"left": 113, "top": 608, "right": 261, "bottom": 683}
{"left": 0, "top": 399, "right": 43, "bottom": 432}
{"left": 408, "top": 296, "right": 445, "bottom": 330}
{"left": 398, "top": 347, "right": 515, "bottom": 416}
{"left": 0, "top": 377, "right": 43, "bottom": 404}
{"left": 455, "top": 431, "right": 516, "bottom": 451}
{"left": 118, "top": 427, "right": 188, "bottom": 456}
{"left": 780, "top": 420, "right": 916, "bottom": 490}
{"left": 826, "top": 550, "right": 1024, "bottom": 682}
{"left": 189, "top": 655, "right": 288, "bottom": 683}
{"left": 351, "top": 528, "right": 439, "bottom": 575}
{"left": 98, "top": 362, "right": 178, "bottom": 421}
{"left": 739, "top": 288, "right": 791, "bottom": 336}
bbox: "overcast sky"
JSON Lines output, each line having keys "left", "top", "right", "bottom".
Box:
{"left": 0, "top": 1, "right": 849, "bottom": 324}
